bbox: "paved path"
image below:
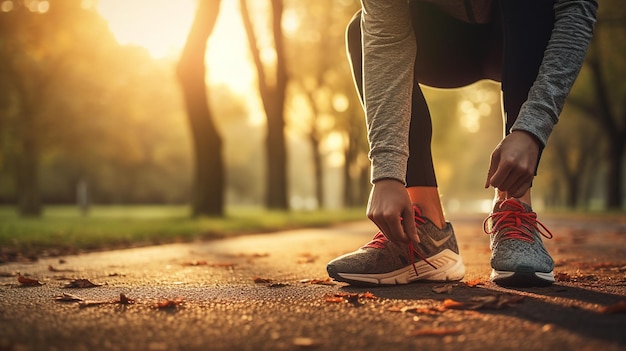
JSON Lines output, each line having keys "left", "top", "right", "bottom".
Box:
{"left": 1, "top": 214, "right": 625, "bottom": 351}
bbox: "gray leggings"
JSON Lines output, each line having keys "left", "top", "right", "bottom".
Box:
{"left": 347, "top": 0, "right": 555, "bottom": 187}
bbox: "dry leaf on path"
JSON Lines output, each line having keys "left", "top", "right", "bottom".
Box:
{"left": 324, "top": 292, "right": 377, "bottom": 305}
{"left": 253, "top": 277, "right": 273, "bottom": 284}
{"left": 155, "top": 298, "right": 184, "bottom": 309}
{"left": 292, "top": 337, "right": 321, "bottom": 347}
{"left": 18, "top": 275, "right": 42, "bottom": 286}
{"left": 55, "top": 293, "right": 84, "bottom": 302}
{"left": 442, "top": 295, "right": 525, "bottom": 310}
{"left": 208, "top": 262, "right": 237, "bottom": 268}
{"left": 63, "top": 279, "right": 101, "bottom": 288}
{"left": 48, "top": 265, "right": 75, "bottom": 272}
{"left": 409, "top": 328, "right": 462, "bottom": 337}
{"left": 432, "top": 284, "right": 453, "bottom": 294}
{"left": 598, "top": 301, "right": 626, "bottom": 314}
{"left": 388, "top": 305, "right": 442, "bottom": 315}
{"left": 464, "top": 279, "right": 484, "bottom": 287}
{"left": 119, "top": 293, "right": 135, "bottom": 305}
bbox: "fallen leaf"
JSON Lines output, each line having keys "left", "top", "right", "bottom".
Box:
{"left": 55, "top": 293, "right": 84, "bottom": 302}
{"left": 253, "top": 277, "right": 273, "bottom": 284}
{"left": 48, "top": 265, "right": 75, "bottom": 273}
{"left": 18, "top": 275, "right": 42, "bottom": 286}
{"left": 598, "top": 301, "right": 626, "bottom": 314}
{"left": 464, "top": 279, "right": 484, "bottom": 287}
{"left": 324, "top": 292, "right": 375, "bottom": 305}
{"left": 432, "top": 284, "right": 453, "bottom": 294}
{"left": 63, "top": 279, "right": 101, "bottom": 288}
{"left": 441, "top": 298, "right": 466, "bottom": 310}
{"left": 388, "top": 305, "right": 441, "bottom": 315}
{"left": 119, "top": 293, "right": 135, "bottom": 305}
{"left": 292, "top": 337, "right": 320, "bottom": 347}
{"left": 409, "top": 328, "right": 462, "bottom": 337}
{"left": 208, "top": 262, "right": 237, "bottom": 268}
{"left": 268, "top": 282, "right": 289, "bottom": 288}
{"left": 554, "top": 272, "right": 571, "bottom": 282}
{"left": 361, "top": 291, "right": 377, "bottom": 299}
{"left": 155, "top": 298, "right": 184, "bottom": 309}
{"left": 441, "top": 295, "right": 525, "bottom": 310}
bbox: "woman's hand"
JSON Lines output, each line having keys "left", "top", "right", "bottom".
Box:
{"left": 367, "top": 178, "right": 419, "bottom": 243}
{"left": 485, "top": 130, "right": 541, "bottom": 198}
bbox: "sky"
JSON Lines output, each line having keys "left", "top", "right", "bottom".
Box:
{"left": 96, "top": 0, "right": 255, "bottom": 93}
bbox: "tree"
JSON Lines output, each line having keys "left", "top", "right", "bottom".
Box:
{"left": 177, "top": 0, "right": 225, "bottom": 216}
{"left": 239, "top": 0, "right": 289, "bottom": 210}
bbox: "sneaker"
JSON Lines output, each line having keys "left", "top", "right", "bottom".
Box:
{"left": 484, "top": 198, "right": 555, "bottom": 287}
{"left": 326, "top": 206, "right": 465, "bottom": 286}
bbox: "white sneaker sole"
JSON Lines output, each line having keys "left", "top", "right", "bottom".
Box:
{"left": 335, "top": 249, "right": 465, "bottom": 285}
{"left": 490, "top": 269, "right": 555, "bottom": 287}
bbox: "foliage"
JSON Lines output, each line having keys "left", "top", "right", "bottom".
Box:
{"left": 0, "top": 205, "right": 366, "bottom": 258}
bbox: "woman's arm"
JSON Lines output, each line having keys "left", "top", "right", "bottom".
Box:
{"left": 361, "top": 0, "right": 415, "bottom": 184}
{"left": 511, "top": 0, "right": 598, "bottom": 146}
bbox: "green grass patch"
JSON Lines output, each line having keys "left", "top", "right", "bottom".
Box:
{"left": 0, "top": 205, "right": 366, "bottom": 260}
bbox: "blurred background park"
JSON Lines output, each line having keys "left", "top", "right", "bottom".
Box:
{"left": 0, "top": 0, "right": 624, "bottom": 257}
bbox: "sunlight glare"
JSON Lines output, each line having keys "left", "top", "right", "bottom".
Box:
{"left": 97, "top": 0, "right": 195, "bottom": 59}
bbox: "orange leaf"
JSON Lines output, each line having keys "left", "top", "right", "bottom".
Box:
{"left": 409, "top": 328, "right": 462, "bottom": 337}
{"left": 441, "top": 298, "right": 466, "bottom": 310}
{"left": 48, "top": 265, "right": 74, "bottom": 272}
{"left": 155, "top": 298, "right": 184, "bottom": 309}
{"left": 361, "top": 291, "right": 377, "bottom": 299}
{"left": 253, "top": 277, "right": 273, "bottom": 284}
{"left": 208, "top": 262, "right": 237, "bottom": 268}
{"left": 598, "top": 301, "right": 626, "bottom": 314}
{"left": 63, "top": 279, "right": 101, "bottom": 288}
{"left": 464, "top": 278, "right": 484, "bottom": 287}
{"left": 18, "top": 275, "right": 42, "bottom": 286}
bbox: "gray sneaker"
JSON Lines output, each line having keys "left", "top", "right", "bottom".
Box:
{"left": 484, "top": 198, "right": 555, "bottom": 287}
{"left": 326, "top": 206, "right": 465, "bottom": 286}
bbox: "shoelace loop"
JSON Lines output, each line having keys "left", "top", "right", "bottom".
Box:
{"left": 483, "top": 199, "right": 553, "bottom": 242}
{"left": 364, "top": 205, "right": 437, "bottom": 276}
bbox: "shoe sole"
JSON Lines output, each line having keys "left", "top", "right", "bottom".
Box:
{"left": 490, "top": 267, "right": 554, "bottom": 287}
{"left": 328, "top": 249, "right": 465, "bottom": 286}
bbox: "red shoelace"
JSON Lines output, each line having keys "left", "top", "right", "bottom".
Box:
{"left": 364, "top": 206, "right": 437, "bottom": 278}
{"left": 483, "top": 198, "right": 553, "bottom": 242}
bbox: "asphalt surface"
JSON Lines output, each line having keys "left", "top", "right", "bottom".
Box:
{"left": 1, "top": 213, "right": 625, "bottom": 351}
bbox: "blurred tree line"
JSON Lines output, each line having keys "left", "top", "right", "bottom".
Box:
{"left": 0, "top": 0, "right": 624, "bottom": 217}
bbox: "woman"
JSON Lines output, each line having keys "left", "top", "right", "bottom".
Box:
{"left": 327, "top": 0, "right": 598, "bottom": 287}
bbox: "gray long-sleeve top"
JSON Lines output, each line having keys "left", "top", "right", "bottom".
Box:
{"left": 361, "top": 0, "right": 598, "bottom": 184}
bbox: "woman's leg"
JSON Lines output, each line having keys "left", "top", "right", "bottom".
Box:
{"left": 496, "top": 0, "right": 555, "bottom": 205}
{"left": 346, "top": 4, "right": 497, "bottom": 227}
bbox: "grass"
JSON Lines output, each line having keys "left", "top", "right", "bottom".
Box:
{"left": 0, "top": 205, "right": 367, "bottom": 260}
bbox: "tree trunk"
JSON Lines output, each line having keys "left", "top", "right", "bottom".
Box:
{"left": 177, "top": 0, "right": 224, "bottom": 217}
{"left": 606, "top": 140, "right": 624, "bottom": 209}
{"left": 16, "top": 129, "right": 42, "bottom": 216}
{"left": 240, "top": 0, "right": 289, "bottom": 210}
